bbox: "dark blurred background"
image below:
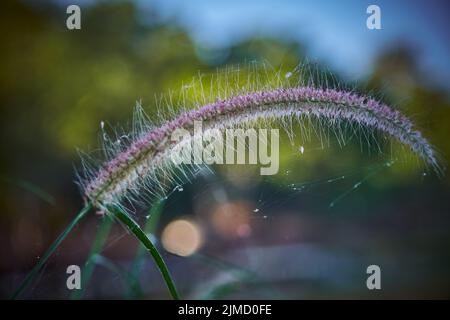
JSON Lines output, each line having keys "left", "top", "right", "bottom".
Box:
{"left": 0, "top": 0, "right": 449, "bottom": 299}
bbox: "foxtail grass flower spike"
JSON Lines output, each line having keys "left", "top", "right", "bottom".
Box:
{"left": 80, "top": 85, "right": 440, "bottom": 212}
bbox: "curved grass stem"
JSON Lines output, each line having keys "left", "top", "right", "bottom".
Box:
{"left": 71, "top": 214, "right": 114, "bottom": 300}
{"left": 126, "top": 200, "right": 165, "bottom": 299}
{"left": 108, "top": 204, "right": 179, "bottom": 300}
{"left": 11, "top": 202, "right": 93, "bottom": 299}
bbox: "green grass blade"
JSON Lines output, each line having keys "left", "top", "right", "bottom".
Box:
{"left": 90, "top": 254, "right": 137, "bottom": 290}
{"left": 194, "top": 253, "right": 284, "bottom": 299}
{"left": 108, "top": 204, "right": 180, "bottom": 300}
{"left": 1, "top": 176, "right": 56, "bottom": 206}
{"left": 71, "top": 215, "right": 114, "bottom": 300}
{"left": 11, "top": 203, "right": 92, "bottom": 299}
{"left": 90, "top": 254, "right": 127, "bottom": 278}
{"left": 126, "top": 200, "right": 165, "bottom": 299}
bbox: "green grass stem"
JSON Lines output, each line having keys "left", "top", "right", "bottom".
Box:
{"left": 11, "top": 203, "right": 92, "bottom": 299}
{"left": 108, "top": 204, "right": 179, "bottom": 300}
